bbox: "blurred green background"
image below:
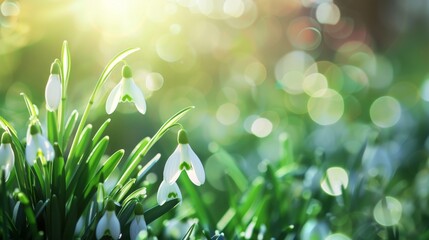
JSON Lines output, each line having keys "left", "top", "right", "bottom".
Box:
{"left": 1, "top": 0, "right": 429, "bottom": 238}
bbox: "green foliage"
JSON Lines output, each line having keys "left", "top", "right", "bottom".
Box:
{"left": 0, "top": 42, "right": 196, "bottom": 239}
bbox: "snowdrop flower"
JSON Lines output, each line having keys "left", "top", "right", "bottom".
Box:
{"left": 0, "top": 132, "right": 14, "bottom": 180}
{"left": 45, "top": 60, "right": 62, "bottom": 111}
{"left": 157, "top": 180, "right": 182, "bottom": 206}
{"left": 25, "top": 124, "right": 54, "bottom": 166}
{"left": 130, "top": 203, "right": 147, "bottom": 240}
{"left": 105, "top": 65, "right": 146, "bottom": 115}
{"left": 163, "top": 129, "right": 205, "bottom": 186}
{"left": 96, "top": 199, "right": 121, "bottom": 240}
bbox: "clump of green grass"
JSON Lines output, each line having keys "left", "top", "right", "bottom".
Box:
{"left": 0, "top": 41, "right": 204, "bottom": 239}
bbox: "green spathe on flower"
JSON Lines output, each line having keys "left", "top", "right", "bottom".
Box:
{"left": 25, "top": 123, "right": 54, "bottom": 166}
{"left": 129, "top": 203, "right": 147, "bottom": 240}
{"left": 105, "top": 65, "right": 147, "bottom": 115}
{"left": 96, "top": 199, "right": 121, "bottom": 240}
{"left": 45, "top": 59, "right": 62, "bottom": 111}
{"left": 157, "top": 180, "right": 182, "bottom": 206}
{"left": 163, "top": 129, "right": 205, "bottom": 186}
{"left": 0, "top": 132, "right": 14, "bottom": 180}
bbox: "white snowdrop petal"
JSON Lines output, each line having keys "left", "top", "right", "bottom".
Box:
{"left": 25, "top": 136, "right": 38, "bottom": 166}
{"left": 45, "top": 74, "right": 62, "bottom": 111}
{"left": 163, "top": 146, "right": 182, "bottom": 184}
{"left": 157, "top": 180, "right": 169, "bottom": 205}
{"left": 107, "top": 212, "right": 121, "bottom": 240}
{"left": 157, "top": 180, "right": 182, "bottom": 206}
{"left": 96, "top": 213, "right": 108, "bottom": 240}
{"left": 130, "top": 216, "right": 147, "bottom": 240}
{"left": 38, "top": 134, "right": 54, "bottom": 161}
{"left": 127, "top": 78, "right": 147, "bottom": 114}
{"left": 105, "top": 81, "right": 123, "bottom": 114}
{"left": 0, "top": 144, "right": 14, "bottom": 180}
{"left": 186, "top": 145, "right": 205, "bottom": 186}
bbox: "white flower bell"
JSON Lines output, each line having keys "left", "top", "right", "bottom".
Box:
{"left": 45, "top": 60, "right": 62, "bottom": 111}
{"left": 157, "top": 180, "right": 182, "bottom": 206}
{"left": 25, "top": 124, "right": 54, "bottom": 166}
{"left": 0, "top": 132, "right": 14, "bottom": 180}
{"left": 105, "top": 65, "right": 147, "bottom": 115}
{"left": 129, "top": 203, "right": 147, "bottom": 240}
{"left": 96, "top": 199, "right": 121, "bottom": 240}
{"left": 163, "top": 129, "right": 205, "bottom": 186}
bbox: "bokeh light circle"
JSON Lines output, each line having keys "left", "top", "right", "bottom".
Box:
{"left": 251, "top": 117, "right": 273, "bottom": 138}
{"left": 316, "top": 2, "right": 341, "bottom": 25}
{"left": 146, "top": 72, "right": 164, "bottom": 91}
{"left": 223, "top": 0, "right": 245, "bottom": 18}
{"left": 303, "top": 73, "right": 328, "bottom": 97}
{"left": 320, "top": 167, "right": 349, "bottom": 196}
{"left": 216, "top": 103, "right": 240, "bottom": 126}
{"left": 369, "top": 96, "right": 401, "bottom": 128}
{"left": 1, "top": 0, "right": 20, "bottom": 16}
{"left": 373, "top": 196, "right": 402, "bottom": 226}
{"left": 307, "top": 88, "right": 344, "bottom": 125}
{"left": 156, "top": 34, "right": 185, "bottom": 62}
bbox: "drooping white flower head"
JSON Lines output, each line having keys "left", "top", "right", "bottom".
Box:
{"left": 105, "top": 65, "right": 146, "bottom": 115}
{"left": 0, "top": 132, "right": 14, "bottom": 180}
{"left": 157, "top": 180, "right": 182, "bottom": 206}
{"left": 163, "top": 129, "right": 205, "bottom": 186}
{"left": 130, "top": 203, "right": 147, "bottom": 240}
{"left": 96, "top": 199, "right": 121, "bottom": 240}
{"left": 45, "top": 60, "right": 62, "bottom": 111}
{"left": 25, "top": 124, "right": 54, "bottom": 166}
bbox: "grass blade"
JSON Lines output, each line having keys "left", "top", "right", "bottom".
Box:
{"left": 62, "top": 110, "right": 78, "bottom": 150}
{"left": 118, "top": 106, "right": 194, "bottom": 186}
{"left": 144, "top": 198, "right": 180, "bottom": 224}
{"left": 182, "top": 222, "right": 197, "bottom": 240}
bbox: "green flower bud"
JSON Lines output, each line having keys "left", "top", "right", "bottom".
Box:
{"left": 50, "top": 60, "right": 61, "bottom": 75}
{"left": 106, "top": 199, "right": 116, "bottom": 211}
{"left": 30, "top": 124, "right": 42, "bottom": 135}
{"left": 1, "top": 132, "right": 12, "bottom": 144}
{"left": 177, "top": 129, "right": 189, "bottom": 144}
{"left": 134, "top": 203, "right": 144, "bottom": 215}
{"left": 122, "top": 65, "right": 133, "bottom": 78}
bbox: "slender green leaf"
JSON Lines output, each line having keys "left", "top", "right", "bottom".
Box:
{"left": 96, "top": 149, "right": 124, "bottom": 182}
{"left": 61, "top": 40, "right": 71, "bottom": 91}
{"left": 144, "top": 199, "right": 180, "bottom": 224}
{"left": 136, "top": 153, "right": 160, "bottom": 184}
{"left": 97, "top": 183, "right": 105, "bottom": 211}
{"left": 83, "top": 148, "right": 123, "bottom": 206}
{"left": 66, "top": 124, "right": 92, "bottom": 177}
{"left": 112, "top": 178, "right": 136, "bottom": 203}
{"left": 118, "top": 106, "right": 194, "bottom": 186}
{"left": 34, "top": 200, "right": 50, "bottom": 218}
{"left": 180, "top": 177, "right": 211, "bottom": 226}
{"left": 86, "top": 136, "right": 109, "bottom": 178}
{"left": 50, "top": 195, "right": 61, "bottom": 240}
{"left": 47, "top": 110, "right": 59, "bottom": 144}
{"left": 20, "top": 93, "right": 38, "bottom": 120}
{"left": 1, "top": 170, "right": 9, "bottom": 240}
{"left": 74, "top": 124, "right": 93, "bottom": 161}
{"left": 15, "top": 192, "right": 40, "bottom": 239}
{"left": 62, "top": 110, "right": 78, "bottom": 150}
{"left": 122, "top": 187, "right": 147, "bottom": 206}
{"left": 214, "top": 149, "right": 248, "bottom": 192}
{"left": 123, "top": 137, "right": 150, "bottom": 171}
{"left": 91, "top": 118, "right": 111, "bottom": 147}
{"left": 63, "top": 196, "right": 78, "bottom": 239}
{"left": 182, "top": 223, "right": 197, "bottom": 240}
